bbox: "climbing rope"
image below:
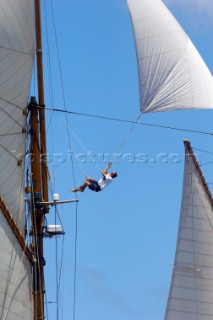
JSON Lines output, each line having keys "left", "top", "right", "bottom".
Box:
{"left": 54, "top": 110, "right": 143, "bottom": 176}
{"left": 110, "top": 113, "right": 142, "bottom": 164}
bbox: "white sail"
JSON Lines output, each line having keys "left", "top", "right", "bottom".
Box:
{"left": 0, "top": 1, "right": 34, "bottom": 318}
{"left": 0, "top": 0, "right": 34, "bottom": 233}
{"left": 127, "top": 0, "right": 213, "bottom": 113}
{"left": 165, "top": 142, "right": 213, "bottom": 320}
{"left": 0, "top": 208, "right": 33, "bottom": 319}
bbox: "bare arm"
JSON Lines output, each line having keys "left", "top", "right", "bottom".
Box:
{"left": 101, "top": 161, "right": 112, "bottom": 178}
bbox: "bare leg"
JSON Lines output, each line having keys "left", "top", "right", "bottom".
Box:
{"left": 86, "top": 177, "right": 95, "bottom": 182}
{"left": 71, "top": 178, "right": 94, "bottom": 193}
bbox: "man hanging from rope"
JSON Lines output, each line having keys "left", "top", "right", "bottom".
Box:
{"left": 71, "top": 162, "right": 117, "bottom": 193}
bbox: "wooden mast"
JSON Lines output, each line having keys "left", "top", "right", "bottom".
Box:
{"left": 34, "top": 0, "right": 48, "bottom": 202}
{"left": 30, "top": 0, "right": 48, "bottom": 319}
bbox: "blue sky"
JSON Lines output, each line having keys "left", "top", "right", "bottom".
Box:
{"left": 38, "top": 1, "right": 213, "bottom": 319}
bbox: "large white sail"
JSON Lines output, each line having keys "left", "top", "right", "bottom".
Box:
{"left": 127, "top": 0, "right": 213, "bottom": 113}
{"left": 0, "top": 1, "right": 34, "bottom": 319}
{"left": 165, "top": 141, "right": 213, "bottom": 320}
{"left": 0, "top": 0, "right": 34, "bottom": 233}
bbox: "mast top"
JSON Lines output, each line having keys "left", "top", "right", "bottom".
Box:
{"left": 183, "top": 139, "right": 213, "bottom": 207}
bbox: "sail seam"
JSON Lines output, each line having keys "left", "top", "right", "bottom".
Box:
{"left": 168, "top": 307, "right": 213, "bottom": 315}
{"left": 0, "top": 97, "right": 23, "bottom": 110}
{"left": 0, "top": 143, "right": 22, "bottom": 160}
{"left": 175, "top": 261, "right": 213, "bottom": 269}
{"left": 169, "top": 297, "right": 213, "bottom": 305}
{"left": 178, "top": 249, "right": 213, "bottom": 256}
{"left": 0, "top": 45, "right": 33, "bottom": 56}
{"left": 174, "top": 273, "right": 213, "bottom": 281}
{"left": 179, "top": 226, "right": 213, "bottom": 233}
{"left": 171, "top": 284, "right": 213, "bottom": 294}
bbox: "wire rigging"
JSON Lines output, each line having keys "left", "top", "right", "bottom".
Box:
{"left": 49, "top": 2, "right": 79, "bottom": 320}
{"left": 111, "top": 113, "right": 142, "bottom": 163}
{"left": 54, "top": 206, "right": 59, "bottom": 320}
{"left": 44, "top": 0, "right": 56, "bottom": 194}
{"left": 192, "top": 147, "right": 213, "bottom": 167}
{"left": 55, "top": 112, "right": 101, "bottom": 175}
{"left": 193, "top": 147, "right": 213, "bottom": 155}
{"left": 72, "top": 202, "right": 78, "bottom": 320}
{"left": 54, "top": 113, "right": 88, "bottom": 178}
{"left": 39, "top": 106, "right": 213, "bottom": 137}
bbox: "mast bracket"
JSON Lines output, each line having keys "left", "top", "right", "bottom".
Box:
{"left": 27, "top": 96, "right": 38, "bottom": 111}
{"left": 32, "top": 192, "right": 50, "bottom": 214}
{"left": 29, "top": 128, "right": 36, "bottom": 136}
{"left": 39, "top": 256, "right": 46, "bottom": 266}
{"left": 36, "top": 48, "right": 42, "bottom": 54}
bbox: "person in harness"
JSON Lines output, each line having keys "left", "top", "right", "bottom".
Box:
{"left": 71, "top": 162, "right": 117, "bottom": 193}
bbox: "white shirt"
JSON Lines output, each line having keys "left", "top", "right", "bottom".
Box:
{"left": 98, "top": 173, "right": 113, "bottom": 190}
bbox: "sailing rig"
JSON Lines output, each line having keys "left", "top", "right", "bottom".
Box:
{"left": 127, "top": 0, "right": 213, "bottom": 318}
{"left": 0, "top": 0, "right": 213, "bottom": 319}
{"left": 0, "top": 1, "right": 77, "bottom": 319}
{"left": 127, "top": 0, "right": 213, "bottom": 113}
{"left": 165, "top": 140, "right": 213, "bottom": 319}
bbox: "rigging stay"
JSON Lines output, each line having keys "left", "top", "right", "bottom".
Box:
{"left": 38, "top": 106, "right": 213, "bottom": 137}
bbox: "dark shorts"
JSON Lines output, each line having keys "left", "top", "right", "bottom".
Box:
{"left": 88, "top": 180, "right": 101, "bottom": 192}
